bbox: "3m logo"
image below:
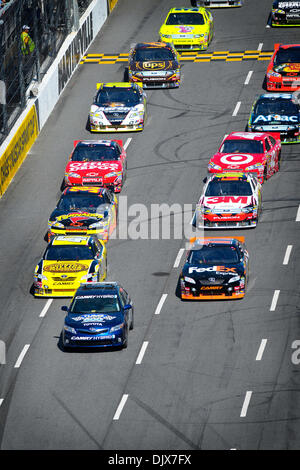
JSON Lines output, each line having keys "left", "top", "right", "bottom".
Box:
{"left": 206, "top": 196, "right": 249, "bottom": 204}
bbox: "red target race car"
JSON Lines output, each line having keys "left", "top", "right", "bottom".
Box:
{"left": 64, "top": 140, "right": 127, "bottom": 193}
{"left": 208, "top": 132, "right": 281, "bottom": 183}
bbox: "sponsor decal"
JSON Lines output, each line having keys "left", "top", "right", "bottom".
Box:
{"left": 278, "top": 1, "right": 300, "bottom": 7}
{"left": 143, "top": 61, "right": 165, "bottom": 70}
{"left": 68, "top": 162, "right": 119, "bottom": 171}
{"left": 188, "top": 266, "right": 237, "bottom": 273}
{"left": 44, "top": 263, "right": 89, "bottom": 273}
{"left": 282, "top": 64, "right": 300, "bottom": 73}
{"left": 201, "top": 286, "right": 222, "bottom": 290}
{"left": 72, "top": 314, "right": 116, "bottom": 322}
{"left": 220, "top": 154, "right": 254, "bottom": 165}
{"left": 177, "top": 26, "right": 193, "bottom": 33}
{"left": 253, "top": 114, "right": 298, "bottom": 123}
{"left": 205, "top": 196, "right": 249, "bottom": 204}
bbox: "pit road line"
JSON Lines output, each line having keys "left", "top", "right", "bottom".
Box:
{"left": 283, "top": 245, "right": 292, "bottom": 266}
{"left": 39, "top": 299, "right": 53, "bottom": 318}
{"left": 270, "top": 290, "right": 280, "bottom": 312}
{"left": 244, "top": 70, "right": 253, "bottom": 85}
{"left": 154, "top": 294, "right": 168, "bottom": 315}
{"left": 232, "top": 101, "right": 241, "bottom": 117}
{"left": 14, "top": 344, "right": 30, "bottom": 369}
{"left": 113, "top": 394, "right": 129, "bottom": 420}
{"left": 135, "top": 341, "right": 149, "bottom": 365}
{"left": 240, "top": 391, "right": 253, "bottom": 418}
{"left": 173, "top": 248, "right": 185, "bottom": 268}
{"left": 256, "top": 339, "right": 268, "bottom": 361}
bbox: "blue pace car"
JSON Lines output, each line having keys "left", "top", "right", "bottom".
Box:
{"left": 62, "top": 282, "right": 134, "bottom": 350}
{"left": 248, "top": 93, "right": 300, "bottom": 144}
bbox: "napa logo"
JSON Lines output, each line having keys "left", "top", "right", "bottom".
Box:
{"left": 253, "top": 114, "right": 298, "bottom": 123}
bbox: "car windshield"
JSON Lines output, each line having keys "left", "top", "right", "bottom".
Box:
{"left": 134, "top": 47, "right": 175, "bottom": 61}
{"left": 57, "top": 194, "right": 106, "bottom": 211}
{"left": 166, "top": 12, "right": 205, "bottom": 25}
{"left": 188, "top": 245, "right": 240, "bottom": 265}
{"left": 274, "top": 47, "right": 300, "bottom": 66}
{"left": 72, "top": 143, "right": 120, "bottom": 161}
{"left": 44, "top": 245, "right": 94, "bottom": 260}
{"left": 254, "top": 98, "right": 298, "bottom": 116}
{"left": 95, "top": 87, "right": 140, "bottom": 106}
{"left": 220, "top": 139, "right": 264, "bottom": 154}
{"left": 70, "top": 295, "right": 121, "bottom": 314}
{"left": 205, "top": 180, "right": 252, "bottom": 196}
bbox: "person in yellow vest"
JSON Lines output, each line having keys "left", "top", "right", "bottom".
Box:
{"left": 21, "top": 25, "right": 35, "bottom": 56}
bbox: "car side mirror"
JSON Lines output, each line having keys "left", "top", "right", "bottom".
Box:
{"left": 124, "top": 304, "right": 132, "bottom": 310}
{"left": 61, "top": 306, "right": 68, "bottom": 312}
{"left": 203, "top": 177, "right": 207, "bottom": 183}
{"left": 104, "top": 210, "right": 108, "bottom": 218}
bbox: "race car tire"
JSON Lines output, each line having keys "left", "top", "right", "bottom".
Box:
{"left": 263, "top": 165, "right": 268, "bottom": 182}
{"left": 129, "top": 310, "right": 134, "bottom": 330}
{"left": 123, "top": 67, "right": 129, "bottom": 82}
{"left": 122, "top": 326, "right": 129, "bottom": 349}
{"left": 277, "top": 151, "right": 281, "bottom": 171}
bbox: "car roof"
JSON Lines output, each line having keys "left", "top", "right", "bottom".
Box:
{"left": 134, "top": 42, "right": 172, "bottom": 50}
{"left": 190, "top": 237, "right": 244, "bottom": 249}
{"left": 226, "top": 132, "right": 266, "bottom": 141}
{"left": 209, "top": 172, "right": 250, "bottom": 181}
{"left": 75, "top": 282, "right": 120, "bottom": 296}
{"left": 259, "top": 93, "right": 293, "bottom": 100}
{"left": 168, "top": 7, "right": 206, "bottom": 13}
{"left": 51, "top": 235, "right": 92, "bottom": 246}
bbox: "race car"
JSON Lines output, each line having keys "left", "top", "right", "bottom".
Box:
{"left": 191, "top": 0, "right": 242, "bottom": 7}
{"left": 266, "top": 44, "right": 300, "bottom": 91}
{"left": 271, "top": 1, "right": 300, "bottom": 27}
{"left": 61, "top": 281, "right": 134, "bottom": 350}
{"left": 248, "top": 93, "right": 300, "bottom": 144}
{"left": 127, "top": 42, "right": 181, "bottom": 89}
{"left": 208, "top": 132, "right": 281, "bottom": 183}
{"left": 196, "top": 172, "right": 262, "bottom": 229}
{"left": 180, "top": 237, "right": 249, "bottom": 300}
{"left": 89, "top": 82, "right": 147, "bottom": 132}
{"left": 47, "top": 186, "right": 118, "bottom": 242}
{"left": 33, "top": 235, "right": 107, "bottom": 298}
{"left": 159, "top": 7, "right": 214, "bottom": 51}
{"left": 64, "top": 140, "right": 127, "bottom": 192}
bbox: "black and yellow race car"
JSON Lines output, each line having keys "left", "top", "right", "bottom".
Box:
{"left": 271, "top": 1, "right": 300, "bottom": 26}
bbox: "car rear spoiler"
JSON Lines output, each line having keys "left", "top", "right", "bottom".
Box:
{"left": 73, "top": 139, "right": 123, "bottom": 147}
{"left": 189, "top": 236, "right": 245, "bottom": 244}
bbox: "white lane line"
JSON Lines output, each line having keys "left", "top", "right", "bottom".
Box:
{"left": 39, "top": 298, "right": 53, "bottom": 318}
{"left": 173, "top": 248, "right": 185, "bottom": 268}
{"left": 270, "top": 290, "right": 280, "bottom": 311}
{"left": 0, "top": 398, "right": 4, "bottom": 408}
{"left": 14, "top": 344, "right": 30, "bottom": 368}
{"left": 154, "top": 294, "right": 168, "bottom": 315}
{"left": 256, "top": 339, "right": 268, "bottom": 361}
{"left": 240, "top": 391, "right": 252, "bottom": 418}
{"left": 244, "top": 70, "right": 253, "bottom": 85}
{"left": 136, "top": 341, "right": 149, "bottom": 365}
{"left": 124, "top": 138, "right": 132, "bottom": 150}
{"left": 283, "top": 245, "right": 293, "bottom": 265}
{"left": 232, "top": 101, "right": 241, "bottom": 117}
{"left": 296, "top": 204, "right": 300, "bottom": 222}
{"left": 258, "top": 42, "right": 263, "bottom": 51}
{"left": 113, "top": 394, "right": 129, "bottom": 420}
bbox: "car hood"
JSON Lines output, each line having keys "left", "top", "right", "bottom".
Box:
{"left": 274, "top": 62, "right": 300, "bottom": 75}
{"left": 251, "top": 113, "right": 299, "bottom": 126}
{"left": 201, "top": 195, "right": 253, "bottom": 209}
{"left": 48, "top": 210, "right": 107, "bottom": 226}
{"left": 210, "top": 153, "right": 264, "bottom": 169}
{"left": 42, "top": 259, "right": 94, "bottom": 275}
{"left": 160, "top": 24, "right": 208, "bottom": 35}
{"left": 130, "top": 60, "right": 179, "bottom": 71}
{"left": 182, "top": 262, "right": 244, "bottom": 280}
{"left": 65, "top": 312, "right": 122, "bottom": 329}
{"left": 66, "top": 160, "right": 122, "bottom": 175}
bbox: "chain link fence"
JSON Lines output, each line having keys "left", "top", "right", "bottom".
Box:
{"left": 0, "top": 0, "right": 93, "bottom": 145}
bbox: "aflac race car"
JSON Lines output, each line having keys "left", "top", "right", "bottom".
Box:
{"left": 271, "top": 1, "right": 300, "bottom": 27}
{"left": 266, "top": 44, "right": 300, "bottom": 91}
{"left": 159, "top": 7, "right": 214, "bottom": 51}
{"left": 196, "top": 173, "right": 262, "bottom": 229}
{"left": 34, "top": 235, "right": 107, "bottom": 298}
{"left": 180, "top": 237, "right": 249, "bottom": 300}
{"left": 89, "top": 82, "right": 147, "bottom": 132}
{"left": 47, "top": 187, "right": 117, "bottom": 242}
{"left": 208, "top": 132, "right": 281, "bottom": 183}
{"left": 248, "top": 93, "right": 300, "bottom": 144}
{"left": 64, "top": 140, "right": 127, "bottom": 192}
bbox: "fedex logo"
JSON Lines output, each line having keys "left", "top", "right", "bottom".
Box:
{"left": 206, "top": 196, "right": 249, "bottom": 204}
{"left": 189, "top": 266, "right": 237, "bottom": 273}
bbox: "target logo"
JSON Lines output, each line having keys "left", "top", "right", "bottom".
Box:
{"left": 219, "top": 154, "right": 254, "bottom": 166}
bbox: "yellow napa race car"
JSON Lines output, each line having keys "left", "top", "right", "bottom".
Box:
{"left": 33, "top": 235, "right": 107, "bottom": 298}
{"left": 159, "top": 7, "right": 214, "bottom": 51}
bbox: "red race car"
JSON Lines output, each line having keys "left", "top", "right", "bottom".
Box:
{"left": 208, "top": 132, "right": 281, "bottom": 183}
{"left": 266, "top": 43, "right": 300, "bottom": 92}
{"left": 64, "top": 140, "right": 127, "bottom": 193}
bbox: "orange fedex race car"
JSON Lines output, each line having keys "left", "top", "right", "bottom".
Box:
{"left": 64, "top": 140, "right": 127, "bottom": 193}
{"left": 208, "top": 132, "right": 281, "bottom": 184}
{"left": 266, "top": 43, "right": 300, "bottom": 91}
{"left": 180, "top": 237, "right": 249, "bottom": 300}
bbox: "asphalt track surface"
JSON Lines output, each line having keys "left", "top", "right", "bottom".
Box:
{"left": 0, "top": 0, "right": 299, "bottom": 450}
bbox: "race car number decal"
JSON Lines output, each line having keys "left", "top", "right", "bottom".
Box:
{"left": 68, "top": 162, "right": 120, "bottom": 171}
{"left": 220, "top": 154, "right": 254, "bottom": 165}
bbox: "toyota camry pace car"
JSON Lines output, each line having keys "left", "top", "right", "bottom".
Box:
{"left": 47, "top": 187, "right": 117, "bottom": 242}
{"left": 159, "top": 7, "right": 214, "bottom": 51}
{"left": 34, "top": 236, "right": 107, "bottom": 298}
{"left": 180, "top": 237, "right": 249, "bottom": 300}
{"left": 61, "top": 282, "right": 134, "bottom": 349}
{"left": 266, "top": 44, "right": 300, "bottom": 91}
{"left": 191, "top": 0, "right": 242, "bottom": 6}
{"left": 128, "top": 42, "right": 181, "bottom": 89}
{"left": 196, "top": 172, "right": 262, "bottom": 229}
{"left": 271, "top": 1, "right": 300, "bottom": 26}
{"left": 64, "top": 140, "right": 127, "bottom": 192}
{"left": 89, "top": 82, "right": 147, "bottom": 132}
{"left": 248, "top": 93, "right": 300, "bottom": 144}
{"left": 208, "top": 132, "right": 281, "bottom": 183}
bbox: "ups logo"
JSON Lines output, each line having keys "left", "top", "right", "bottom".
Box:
{"left": 143, "top": 61, "right": 165, "bottom": 70}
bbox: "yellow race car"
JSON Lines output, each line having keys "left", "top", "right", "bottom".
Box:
{"left": 33, "top": 235, "right": 107, "bottom": 298}
{"left": 159, "top": 7, "right": 214, "bottom": 51}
